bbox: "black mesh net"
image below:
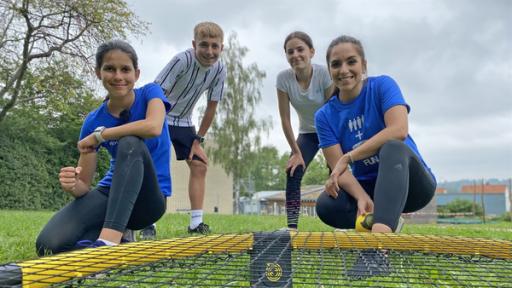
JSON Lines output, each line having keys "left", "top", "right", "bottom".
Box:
{"left": 1, "top": 232, "right": 511, "bottom": 287}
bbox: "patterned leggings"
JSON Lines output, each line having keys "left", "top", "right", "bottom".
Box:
{"left": 285, "top": 133, "right": 321, "bottom": 228}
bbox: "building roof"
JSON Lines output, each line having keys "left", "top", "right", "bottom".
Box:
{"left": 260, "top": 185, "right": 324, "bottom": 202}
{"left": 435, "top": 187, "right": 447, "bottom": 194}
{"left": 252, "top": 191, "right": 282, "bottom": 200}
{"left": 460, "top": 184, "right": 508, "bottom": 194}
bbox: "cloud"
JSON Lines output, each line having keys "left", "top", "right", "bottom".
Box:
{"left": 126, "top": 0, "right": 512, "bottom": 180}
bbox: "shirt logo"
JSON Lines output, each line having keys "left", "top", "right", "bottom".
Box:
{"left": 348, "top": 115, "right": 379, "bottom": 167}
{"left": 348, "top": 115, "right": 364, "bottom": 141}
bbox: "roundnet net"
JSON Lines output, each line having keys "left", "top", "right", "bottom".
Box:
{"left": 0, "top": 231, "right": 511, "bottom": 287}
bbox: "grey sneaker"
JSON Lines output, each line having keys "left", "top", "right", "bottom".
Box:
{"left": 139, "top": 224, "right": 156, "bottom": 240}
{"left": 395, "top": 216, "right": 405, "bottom": 233}
{"left": 188, "top": 223, "right": 210, "bottom": 234}
{"left": 347, "top": 249, "right": 391, "bottom": 279}
{"left": 121, "top": 229, "right": 136, "bottom": 243}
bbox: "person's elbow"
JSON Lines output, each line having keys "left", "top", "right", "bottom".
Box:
{"left": 394, "top": 125, "right": 408, "bottom": 141}
{"left": 144, "top": 121, "right": 164, "bottom": 138}
{"left": 146, "top": 125, "right": 163, "bottom": 137}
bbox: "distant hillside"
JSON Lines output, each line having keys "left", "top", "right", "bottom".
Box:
{"left": 437, "top": 178, "right": 511, "bottom": 193}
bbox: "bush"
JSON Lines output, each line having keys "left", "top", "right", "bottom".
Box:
{"left": 494, "top": 212, "right": 512, "bottom": 222}
{"left": 0, "top": 112, "right": 113, "bottom": 210}
{"left": 437, "top": 199, "right": 483, "bottom": 217}
{"left": 0, "top": 117, "right": 72, "bottom": 210}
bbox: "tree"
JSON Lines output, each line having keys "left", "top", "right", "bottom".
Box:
{"left": 0, "top": 0, "right": 147, "bottom": 122}
{"left": 302, "top": 153, "right": 330, "bottom": 185}
{"left": 251, "top": 146, "right": 284, "bottom": 191}
{"left": 207, "top": 33, "right": 271, "bottom": 214}
{"left": 250, "top": 148, "right": 329, "bottom": 192}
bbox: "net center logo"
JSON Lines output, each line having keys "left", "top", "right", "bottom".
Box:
{"left": 265, "top": 262, "right": 283, "bottom": 282}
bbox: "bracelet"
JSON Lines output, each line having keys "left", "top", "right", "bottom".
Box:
{"left": 347, "top": 152, "right": 354, "bottom": 164}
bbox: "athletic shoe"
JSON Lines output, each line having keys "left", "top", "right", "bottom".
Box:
{"left": 121, "top": 229, "right": 136, "bottom": 243}
{"left": 139, "top": 224, "right": 157, "bottom": 240}
{"left": 347, "top": 249, "right": 391, "bottom": 279}
{"left": 395, "top": 216, "right": 405, "bottom": 233}
{"left": 74, "top": 239, "right": 108, "bottom": 249}
{"left": 334, "top": 228, "right": 350, "bottom": 232}
{"left": 278, "top": 227, "right": 298, "bottom": 232}
{"left": 188, "top": 222, "right": 210, "bottom": 234}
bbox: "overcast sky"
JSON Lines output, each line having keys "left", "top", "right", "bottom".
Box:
{"left": 125, "top": 0, "right": 511, "bottom": 182}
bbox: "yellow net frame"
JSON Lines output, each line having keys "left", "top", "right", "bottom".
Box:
{"left": 2, "top": 232, "right": 511, "bottom": 287}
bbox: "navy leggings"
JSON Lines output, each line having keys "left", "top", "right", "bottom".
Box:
{"left": 36, "top": 136, "right": 166, "bottom": 256}
{"left": 316, "top": 140, "right": 436, "bottom": 231}
{"left": 285, "top": 133, "right": 321, "bottom": 228}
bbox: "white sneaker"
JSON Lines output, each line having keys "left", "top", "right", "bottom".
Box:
{"left": 334, "top": 228, "right": 350, "bottom": 232}
{"left": 395, "top": 216, "right": 405, "bottom": 233}
{"left": 277, "top": 227, "right": 297, "bottom": 232}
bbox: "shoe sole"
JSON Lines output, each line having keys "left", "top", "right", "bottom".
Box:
{"left": 395, "top": 217, "right": 405, "bottom": 233}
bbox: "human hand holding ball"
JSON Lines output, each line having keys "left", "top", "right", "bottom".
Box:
{"left": 355, "top": 213, "right": 374, "bottom": 232}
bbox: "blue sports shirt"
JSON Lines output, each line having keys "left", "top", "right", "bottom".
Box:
{"left": 315, "top": 75, "right": 435, "bottom": 182}
{"left": 80, "top": 83, "right": 173, "bottom": 197}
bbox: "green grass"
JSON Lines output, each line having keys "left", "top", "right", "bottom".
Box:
{"left": 0, "top": 210, "right": 511, "bottom": 264}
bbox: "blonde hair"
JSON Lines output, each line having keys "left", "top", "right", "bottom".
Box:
{"left": 194, "top": 21, "right": 224, "bottom": 42}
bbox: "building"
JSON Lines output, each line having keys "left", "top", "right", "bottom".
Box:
{"left": 243, "top": 185, "right": 436, "bottom": 224}
{"left": 240, "top": 191, "right": 283, "bottom": 214}
{"left": 256, "top": 186, "right": 324, "bottom": 216}
{"left": 435, "top": 187, "right": 447, "bottom": 194}
{"left": 166, "top": 149, "right": 233, "bottom": 214}
{"left": 436, "top": 184, "right": 510, "bottom": 217}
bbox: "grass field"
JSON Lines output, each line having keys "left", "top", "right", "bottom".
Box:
{"left": 0, "top": 209, "right": 511, "bottom": 264}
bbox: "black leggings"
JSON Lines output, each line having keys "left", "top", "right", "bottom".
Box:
{"left": 316, "top": 140, "right": 436, "bottom": 231}
{"left": 285, "top": 133, "right": 320, "bottom": 228}
{"left": 36, "top": 136, "right": 166, "bottom": 256}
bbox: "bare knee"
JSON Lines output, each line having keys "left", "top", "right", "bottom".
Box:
{"left": 189, "top": 160, "right": 207, "bottom": 177}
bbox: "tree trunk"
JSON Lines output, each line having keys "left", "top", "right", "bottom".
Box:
{"left": 233, "top": 179, "right": 240, "bottom": 214}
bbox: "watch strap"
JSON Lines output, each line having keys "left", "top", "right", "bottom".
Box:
{"left": 195, "top": 134, "right": 205, "bottom": 143}
{"left": 94, "top": 126, "right": 106, "bottom": 143}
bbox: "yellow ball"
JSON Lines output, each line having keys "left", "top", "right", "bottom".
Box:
{"left": 355, "top": 213, "right": 374, "bottom": 232}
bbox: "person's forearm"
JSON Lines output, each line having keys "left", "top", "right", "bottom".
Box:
{"left": 101, "top": 119, "right": 163, "bottom": 140}
{"left": 351, "top": 126, "right": 406, "bottom": 162}
{"left": 67, "top": 180, "right": 90, "bottom": 198}
{"left": 337, "top": 171, "right": 367, "bottom": 200}
{"left": 351, "top": 106, "right": 408, "bottom": 161}
{"left": 197, "top": 102, "right": 218, "bottom": 136}
{"left": 281, "top": 120, "right": 300, "bottom": 154}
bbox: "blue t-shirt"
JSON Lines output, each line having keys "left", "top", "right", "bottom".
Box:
{"left": 315, "top": 75, "right": 435, "bottom": 182}
{"left": 80, "top": 83, "right": 173, "bottom": 197}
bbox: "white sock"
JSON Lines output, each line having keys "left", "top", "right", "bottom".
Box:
{"left": 190, "top": 210, "right": 203, "bottom": 229}
{"left": 98, "top": 238, "right": 117, "bottom": 246}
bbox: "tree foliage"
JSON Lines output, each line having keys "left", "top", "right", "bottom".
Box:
{"left": 207, "top": 32, "right": 271, "bottom": 213}
{"left": 0, "top": 63, "right": 108, "bottom": 210}
{"left": 302, "top": 154, "right": 329, "bottom": 186}
{"left": 250, "top": 147, "right": 329, "bottom": 192}
{"left": 438, "top": 199, "right": 483, "bottom": 217}
{"left": 250, "top": 146, "right": 284, "bottom": 191}
{"left": 0, "top": 0, "right": 148, "bottom": 122}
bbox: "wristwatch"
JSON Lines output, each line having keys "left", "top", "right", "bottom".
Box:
{"left": 93, "top": 126, "right": 106, "bottom": 144}
{"left": 194, "top": 134, "right": 205, "bottom": 143}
